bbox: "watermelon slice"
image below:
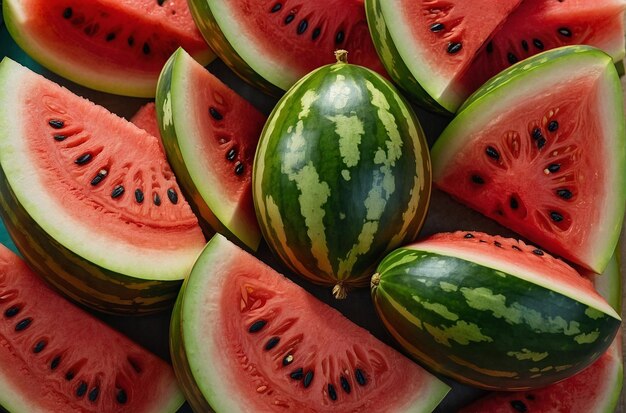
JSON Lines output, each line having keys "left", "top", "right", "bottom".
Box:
{"left": 170, "top": 233, "right": 450, "bottom": 412}
{"left": 0, "top": 243, "right": 185, "bottom": 412}
{"left": 156, "top": 48, "right": 266, "bottom": 251}
{"left": 188, "top": 0, "right": 386, "bottom": 95}
{"left": 0, "top": 57, "right": 206, "bottom": 314}
{"left": 130, "top": 102, "right": 162, "bottom": 142}
{"left": 3, "top": 0, "right": 214, "bottom": 97}
{"left": 431, "top": 46, "right": 626, "bottom": 273}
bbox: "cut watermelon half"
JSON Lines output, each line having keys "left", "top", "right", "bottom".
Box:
{"left": 3, "top": 0, "right": 214, "bottom": 97}
{"left": 431, "top": 46, "right": 626, "bottom": 273}
{"left": 188, "top": 0, "right": 386, "bottom": 95}
{"left": 0, "top": 58, "right": 206, "bottom": 314}
{"left": 0, "top": 243, "right": 185, "bottom": 413}
{"left": 170, "top": 234, "right": 450, "bottom": 412}
{"left": 156, "top": 48, "right": 266, "bottom": 251}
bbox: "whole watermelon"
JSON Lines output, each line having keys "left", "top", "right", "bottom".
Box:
{"left": 253, "top": 50, "right": 431, "bottom": 299}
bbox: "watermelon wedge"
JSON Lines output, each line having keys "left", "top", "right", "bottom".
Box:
{"left": 431, "top": 46, "right": 626, "bottom": 273}
{"left": 130, "top": 102, "right": 162, "bottom": 142}
{"left": 0, "top": 57, "right": 206, "bottom": 314}
{"left": 3, "top": 0, "right": 214, "bottom": 97}
{"left": 170, "top": 233, "right": 450, "bottom": 412}
{"left": 0, "top": 243, "right": 185, "bottom": 412}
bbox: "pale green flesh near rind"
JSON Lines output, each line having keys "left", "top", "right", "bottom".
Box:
{"left": 373, "top": 248, "right": 621, "bottom": 390}
{"left": 432, "top": 46, "right": 626, "bottom": 273}
{"left": 3, "top": 0, "right": 214, "bottom": 97}
{"left": 156, "top": 48, "right": 261, "bottom": 251}
{"left": 253, "top": 60, "right": 431, "bottom": 287}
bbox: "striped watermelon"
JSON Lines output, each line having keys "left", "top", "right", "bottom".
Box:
{"left": 371, "top": 231, "right": 621, "bottom": 390}
{"left": 253, "top": 51, "right": 431, "bottom": 298}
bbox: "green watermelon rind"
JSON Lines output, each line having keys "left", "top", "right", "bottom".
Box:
{"left": 155, "top": 47, "right": 262, "bottom": 251}
{"left": 432, "top": 46, "right": 626, "bottom": 273}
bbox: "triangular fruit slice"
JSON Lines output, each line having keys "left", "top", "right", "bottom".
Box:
{"left": 170, "top": 234, "right": 450, "bottom": 412}
{"left": 431, "top": 46, "right": 626, "bottom": 273}
{"left": 157, "top": 48, "right": 266, "bottom": 251}
{"left": 3, "top": 0, "right": 214, "bottom": 97}
{"left": 0, "top": 243, "right": 185, "bottom": 413}
{"left": 365, "top": 0, "right": 522, "bottom": 113}
{"left": 0, "top": 58, "right": 206, "bottom": 314}
{"left": 130, "top": 102, "right": 162, "bottom": 142}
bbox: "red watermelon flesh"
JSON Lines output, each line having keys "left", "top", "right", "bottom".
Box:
{"left": 130, "top": 102, "right": 161, "bottom": 142}
{"left": 0, "top": 243, "right": 184, "bottom": 412}
{"left": 3, "top": 0, "right": 214, "bottom": 97}
{"left": 460, "top": 0, "right": 626, "bottom": 95}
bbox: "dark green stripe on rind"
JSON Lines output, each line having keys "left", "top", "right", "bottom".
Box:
{"left": 373, "top": 248, "right": 620, "bottom": 390}
{"left": 254, "top": 61, "right": 431, "bottom": 288}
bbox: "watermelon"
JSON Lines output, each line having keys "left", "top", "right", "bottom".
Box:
{"left": 156, "top": 47, "right": 267, "bottom": 251}
{"left": 370, "top": 231, "right": 621, "bottom": 390}
{"left": 0, "top": 58, "right": 206, "bottom": 314}
{"left": 0, "top": 243, "right": 185, "bottom": 412}
{"left": 3, "top": 0, "right": 214, "bottom": 97}
{"left": 130, "top": 102, "right": 162, "bottom": 143}
{"left": 170, "top": 233, "right": 450, "bottom": 412}
{"left": 253, "top": 50, "right": 431, "bottom": 298}
{"left": 431, "top": 46, "right": 626, "bottom": 274}
{"left": 366, "top": 0, "right": 626, "bottom": 113}
{"left": 187, "top": 0, "right": 386, "bottom": 95}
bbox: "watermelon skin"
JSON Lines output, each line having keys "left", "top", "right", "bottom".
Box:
{"left": 169, "top": 233, "right": 450, "bottom": 413}
{"left": 253, "top": 53, "right": 431, "bottom": 296}
{"left": 371, "top": 232, "right": 621, "bottom": 390}
{"left": 432, "top": 46, "right": 626, "bottom": 274}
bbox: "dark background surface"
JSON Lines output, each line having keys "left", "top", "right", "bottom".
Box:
{"left": 1, "top": 22, "right": 624, "bottom": 413}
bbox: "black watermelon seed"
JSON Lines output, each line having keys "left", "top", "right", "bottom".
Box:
{"left": 290, "top": 368, "right": 304, "bottom": 380}
{"left": 532, "top": 127, "right": 543, "bottom": 140}
{"left": 550, "top": 211, "right": 564, "bottom": 222}
{"left": 76, "top": 381, "right": 88, "bottom": 397}
{"left": 49, "top": 120, "right": 65, "bottom": 129}
{"left": 533, "top": 249, "right": 544, "bottom": 256}
{"left": 328, "top": 384, "right": 337, "bottom": 401}
{"left": 485, "top": 146, "right": 500, "bottom": 160}
{"left": 51, "top": 355, "right": 61, "bottom": 370}
{"left": 510, "top": 400, "right": 528, "bottom": 412}
{"left": 526, "top": 394, "right": 536, "bottom": 400}
{"left": 507, "top": 53, "right": 518, "bottom": 65}
{"left": 248, "top": 319, "right": 267, "bottom": 333}
{"left": 479, "top": 240, "right": 488, "bottom": 243}
{"left": 494, "top": 241, "right": 503, "bottom": 248}
{"left": 127, "top": 37, "right": 134, "bottom": 47}
{"left": 303, "top": 371, "right": 314, "bottom": 388}
{"left": 265, "top": 336, "right": 280, "bottom": 351}
{"left": 88, "top": 387, "right": 99, "bottom": 402}
{"left": 15, "top": 317, "right": 32, "bottom": 331}
{"left": 510, "top": 197, "right": 519, "bottom": 210}
{"left": 63, "top": 8, "right": 73, "bottom": 19}
{"left": 512, "top": 245, "right": 522, "bottom": 251}
{"left": 226, "top": 148, "right": 237, "bottom": 161}
{"left": 558, "top": 27, "right": 572, "bottom": 37}
{"left": 153, "top": 193, "right": 161, "bottom": 206}
{"left": 355, "top": 369, "right": 367, "bottom": 386}
{"left": 209, "top": 107, "right": 223, "bottom": 120}
{"left": 548, "top": 120, "right": 559, "bottom": 132}
{"left": 537, "top": 137, "right": 547, "bottom": 149}
{"left": 270, "top": 3, "right": 282, "bottom": 12}
{"left": 486, "top": 41, "right": 493, "bottom": 53}
{"left": 4, "top": 305, "right": 20, "bottom": 318}
{"left": 106, "top": 33, "right": 116, "bottom": 42}
{"left": 447, "top": 42, "right": 462, "bottom": 54}
{"left": 111, "top": 185, "right": 125, "bottom": 199}
{"left": 135, "top": 189, "right": 144, "bottom": 204}
{"left": 471, "top": 175, "right": 485, "bottom": 185}
{"left": 74, "top": 153, "right": 93, "bottom": 165}
{"left": 142, "top": 43, "right": 151, "bottom": 55}
{"left": 33, "top": 340, "right": 46, "bottom": 353}
{"left": 284, "top": 14, "right": 295, "bottom": 24}
{"left": 430, "top": 23, "right": 445, "bottom": 32}
{"left": 556, "top": 189, "right": 573, "bottom": 200}
{"left": 282, "top": 354, "right": 294, "bottom": 366}
{"left": 157, "top": 0, "right": 165, "bottom": 5}
{"left": 533, "top": 38, "right": 544, "bottom": 49}
{"left": 547, "top": 163, "right": 561, "bottom": 173}
{"left": 464, "top": 233, "right": 474, "bottom": 239}
{"left": 116, "top": 389, "right": 128, "bottom": 404}
{"left": 90, "top": 169, "right": 108, "bottom": 186}
{"left": 340, "top": 376, "right": 351, "bottom": 394}
{"left": 65, "top": 371, "right": 75, "bottom": 380}
{"left": 235, "top": 162, "right": 245, "bottom": 175}
{"left": 521, "top": 40, "right": 529, "bottom": 51}
{"left": 297, "top": 20, "right": 308, "bottom": 34}
{"left": 53, "top": 134, "right": 67, "bottom": 141}
{"left": 335, "top": 31, "right": 345, "bottom": 44}
{"left": 312, "top": 27, "right": 321, "bottom": 40}
{"left": 167, "top": 188, "right": 178, "bottom": 204}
